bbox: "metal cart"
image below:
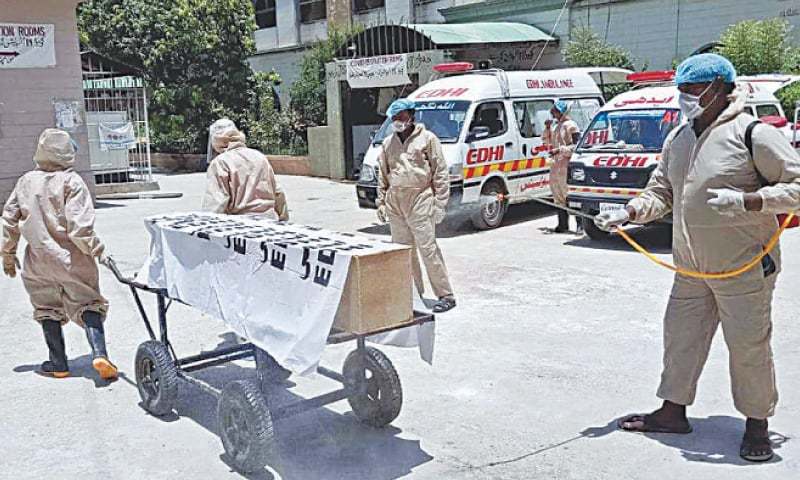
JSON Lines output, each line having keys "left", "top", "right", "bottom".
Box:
{"left": 108, "top": 261, "right": 435, "bottom": 473}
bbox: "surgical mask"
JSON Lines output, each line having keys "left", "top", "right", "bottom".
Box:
{"left": 678, "top": 83, "right": 717, "bottom": 120}
{"left": 392, "top": 120, "right": 409, "bottom": 133}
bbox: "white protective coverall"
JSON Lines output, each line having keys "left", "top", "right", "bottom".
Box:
{"left": 201, "top": 128, "right": 289, "bottom": 220}
{"left": 377, "top": 123, "right": 454, "bottom": 298}
{"left": 1, "top": 129, "right": 108, "bottom": 326}
{"left": 543, "top": 117, "right": 580, "bottom": 206}
{"left": 627, "top": 90, "right": 800, "bottom": 419}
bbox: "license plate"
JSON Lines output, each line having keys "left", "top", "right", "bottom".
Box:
{"left": 357, "top": 190, "right": 366, "bottom": 199}
{"left": 599, "top": 202, "right": 624, "bottom": 213}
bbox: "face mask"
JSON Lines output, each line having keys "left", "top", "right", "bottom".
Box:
{"left": 678, "top": 83, "right": 717, "bottom": 120}
{"left": 392, "top": 120, "right": 409, "bottom": 133}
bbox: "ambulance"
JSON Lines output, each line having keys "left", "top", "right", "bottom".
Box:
{"left": 566, "top": 70, "right": 796, "bottom": 240}
{"left": 355, "top": 64, "right": 630, "bottom": 229}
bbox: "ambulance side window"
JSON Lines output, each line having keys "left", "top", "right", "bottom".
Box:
{"left": 513, "top": 100, "right": 554, "bottom": 138}
{"left": 469, "top": 102, "right": 507, "bottom": 139}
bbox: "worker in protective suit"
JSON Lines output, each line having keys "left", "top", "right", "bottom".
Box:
{"left": 596, "top": 54, "right": 800, "bottom": 462}
{"left": 202, "top": 119, "right": 291, "bottom": 381}
{"left": 1, "top": 129, "right": 117, "bottom": 380}
{"left": 376, "top": 99, "right": 456, "bottom": 313}
{"left": 543, "top": 101, "right": 580, "bottom": 233}
{"left": 202, "top": 119, "right": 289, "bottom": 220}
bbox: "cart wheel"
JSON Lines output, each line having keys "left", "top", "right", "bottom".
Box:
{"left": 343, "top": 347, "right": 402, "bottom": 427}
{"left": 135, "top": 340, "right": 179, "bottom": 417}
{"left": 218, "top": 380, "right": 274, "bottom": 473}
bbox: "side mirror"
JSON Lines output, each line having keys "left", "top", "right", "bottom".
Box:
{"left": 467, "top": 126, "right": 491, "bottom": 142}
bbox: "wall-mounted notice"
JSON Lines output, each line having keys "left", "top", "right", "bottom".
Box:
{"left": 0, "top": 23, "right": 56, "bottom": 68}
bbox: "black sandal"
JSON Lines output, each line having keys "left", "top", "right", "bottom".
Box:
{"left": 618, "top": 414, "right": 693, "bottom": 434}
{"left": 433, "top": 296, "right": 456, "bottom": 313}
{"left": 740, "top": 433, "right": 774, "bottom": 462}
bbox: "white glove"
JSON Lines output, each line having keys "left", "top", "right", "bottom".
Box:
{"left": 707, "top": 188, "right": 745, "bottom": 216}
{"left": 434, "top": 207, "right": 446, "bottom": 225}
{"left": 595, "top": 209, "right": 630, "bottom": 232}
{"left": 376, "top": 205, "right": 388, "bottom": 224}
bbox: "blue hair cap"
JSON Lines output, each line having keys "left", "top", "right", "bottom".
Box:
{"left": 387, "top": 99, "right": 416, "bottom": 118}
{"left": 675, "top": 53, "right": 736, "bottom": 85}
{"left": 554, "top": 100, "right": 568, "bottom": 114}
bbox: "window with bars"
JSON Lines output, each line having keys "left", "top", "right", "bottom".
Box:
{"left": 254, "top": 0, "right": 277, "bottom": 29}
{"left": 300, "top": 0, "right": 327, "bottom": 23}
{"left": 354, "top": 0, "right": 385, "bottom": 12}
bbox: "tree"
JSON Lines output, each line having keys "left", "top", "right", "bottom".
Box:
{"left": 563, "top": 27, "right": 635, "bottom": 70}
{"left": 79, "top": 0, "right": 261, "bottom": 153}
{"left": 289, "top": 25, "right": 362, "bottom": 130}
{"left": 715, "top": 18, "right": 799, "bottom": 76}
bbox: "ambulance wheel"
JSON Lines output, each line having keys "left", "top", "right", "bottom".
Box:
{"left": 218, "top": 380, "right": 274, "bottom": 473}
{"left": 343, "top": 347, "right": 402, "bottom": 427}
{"left": 135, "top": 340, "right": 179, "bottom": 417}
{"left": 582, "top": 216, "right": 611, "bottom": 241}
{"left": 472, "top": 180, "right": 507, "bottom": 230}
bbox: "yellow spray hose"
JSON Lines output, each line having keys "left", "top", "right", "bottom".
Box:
{"left": 504, "top": 193, "right": 796, "bottom": 280}
{"left": 613, "top": 213, "right": 796, "bottom": 280}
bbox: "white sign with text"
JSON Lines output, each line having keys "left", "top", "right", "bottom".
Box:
{"left": 0, "top": 23, "right": 56, "bottom": 68}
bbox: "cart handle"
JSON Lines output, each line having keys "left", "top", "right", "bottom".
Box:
{"left": 104, "top": 258, "right": 151, "bottom": 290}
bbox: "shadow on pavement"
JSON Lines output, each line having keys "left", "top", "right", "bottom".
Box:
{"left": 95, "top": 201, "right": 125, "bottom": 209}
{"left": 130, "top": 334, "right": 432, "bottom": 480}
{"left": 582, "top": 415, "right": 789, "bottom": 466}
{"left": 14, "top": 353, "right": 119, "bottom": 388}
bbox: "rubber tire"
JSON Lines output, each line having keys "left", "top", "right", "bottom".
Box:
{"left": 218, "top": 380, "right": 274, "bottom": 473}
{"left": 134, "top": 340, "right": 179, "bottom": 417}
{"left": 471, "top": 181, "right": 507, "bottom": 230}
{"left": 343, "top": 347, "right": 402, "bottom": 428}
{"left": 582, "top": 216, "right": 611, "bottom": 241}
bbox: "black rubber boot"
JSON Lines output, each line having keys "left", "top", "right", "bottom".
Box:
{"left": 83, "top": 311, "right": 118, "bottom": 380}
{"left": 554, "top": 211, "right": 570, "bottom": 233}
{"left": 38, "top": 320, "right": 70, "bottom": 378}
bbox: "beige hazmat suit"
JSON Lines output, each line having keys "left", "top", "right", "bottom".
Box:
{"left": 377, "top": 123, "right": 454, "bottom": 298}
{"left": 543, "top": 117, "right": 579, "bottom": 206}
{"left": 201, "top": 128, "right": 289, "bottom": 219}
{"left": 627, "top": 90, "right": 800, "bottom": 419}
{"left": 1, "top": 129, "right": 108, "bottom": 326}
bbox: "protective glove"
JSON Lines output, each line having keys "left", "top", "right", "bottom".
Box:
{"left": 376, "top": 205, "right": 389, "bottom": 224}
{"left": 707, "top": 188, "right": 745, "bottom": 217}
{"left": 595, "top": 209, "right": 630, "bottom": 232}
{"left": 434, "top": 207, "right": 446, "bottom": 225}
{"left": 2, "top": 255, "right": 20, "bottom": 278}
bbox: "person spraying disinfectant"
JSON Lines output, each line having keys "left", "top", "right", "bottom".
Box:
{"left": 596, "top": 54, "right": 800, "bottom": 463}
{"left": 543, "top": 100, "right": 581, "bottom": 233}
{"left": 376, "top": 99, "right": 456, "bottom": 313}
{"left": 1, "top": 129, "right": 117, "bottom": 380}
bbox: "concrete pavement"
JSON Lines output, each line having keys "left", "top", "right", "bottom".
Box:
{"left": 2, "top": 173, "right": 798, "bottom": 479}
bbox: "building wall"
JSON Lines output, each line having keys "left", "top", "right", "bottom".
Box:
{"left": 414, "top": 0, "right": 483, "bottom": 23}
{"left": 249, "top": 46, "right": 308, "bottom": 107}
{"left": 0, "top": 0, "right": 93, "bottom": 204}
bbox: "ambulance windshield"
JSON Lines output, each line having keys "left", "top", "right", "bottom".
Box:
{"left": 577, "top": 109, "right": 682, "bottom": 153}
{"left": 373, "top": 100, "right": 470, "bottom": 145}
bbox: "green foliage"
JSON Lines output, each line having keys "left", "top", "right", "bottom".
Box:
{"left": 79, "top": 0, "right": 264, "bottom": 153}
{"left": 776, "top": 82, "right": 800, "bottom": 121}
{"left": 715, "top": 18, "right": 800, "bottom": 76}
{"left": 290, "top": 24, "right": 363, "bottom": 130}
{"left": 563, "top": 27, "right": 635, "bottom": 70}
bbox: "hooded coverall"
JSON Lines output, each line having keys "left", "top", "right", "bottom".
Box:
{"left": 1, "top": 130, "right": 108, "bottom": 326}
{"left": 543, "top": 117, "right": 579, "bottom": 206}
{"left": 627, "top": 91, "right": 800, "bottom": 419}
{"left": 201, "top": 130, "right": 289, "bottom": 220}
{"left": 377, "top": 123, "right": 454, "bottom": 298}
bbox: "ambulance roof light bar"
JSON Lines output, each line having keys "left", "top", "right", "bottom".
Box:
{"left": 626, "top": 70, "right": 676, "bottom": 84}
{"left": 433, "top": 62, "right": 474, "bottom": 73}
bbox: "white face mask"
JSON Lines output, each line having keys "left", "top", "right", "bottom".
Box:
{"left": 678, "top": 83, "right": 717, "bottom": 120}
{"left": 392, "top": 120, "right": 410, "bottom": 133}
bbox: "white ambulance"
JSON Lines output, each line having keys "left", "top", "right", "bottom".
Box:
{"left": 567, "top": 71, "right": 794, "bottom": 240}
{"left": 355, "top": 64, "right": 630, "bottom": 229}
